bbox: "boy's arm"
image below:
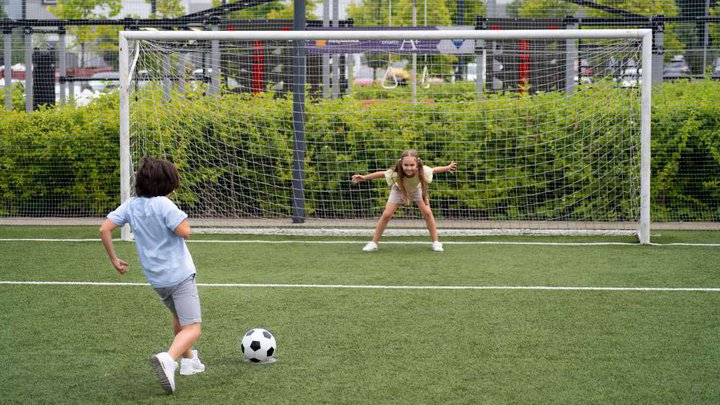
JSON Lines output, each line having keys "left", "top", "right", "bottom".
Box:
{"left": 352, "top": 170, "right": 386, "bottom": 184}
{"left": 174, "top": 219, "right": 191, "bottom": 239}
{"left": 99, "top": 219, "right": 128, "bottom": 274}
{"left": 432, "top": 161, "right": 457, "bottom": 174}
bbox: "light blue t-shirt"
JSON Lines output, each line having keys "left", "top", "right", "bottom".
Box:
{"left": 108, "top": 196, "right": 196, "bottom": 288}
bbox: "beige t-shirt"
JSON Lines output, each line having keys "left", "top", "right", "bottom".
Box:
{"left": 384, "top": 166, "right": 434, "bottom": 189}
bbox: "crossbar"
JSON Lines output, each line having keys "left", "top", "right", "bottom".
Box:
{"left": 120, "top": 28, "right": 651, "bottom": 41}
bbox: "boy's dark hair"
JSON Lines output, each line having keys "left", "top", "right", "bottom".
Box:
{"left": 134, "top": 157, "right": 180, "bottom": 197}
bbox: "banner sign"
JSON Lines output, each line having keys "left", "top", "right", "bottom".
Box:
{"left": 306, "top": 27, "right": 476, "bottom": 55}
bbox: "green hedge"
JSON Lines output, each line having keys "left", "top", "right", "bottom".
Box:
{"left": 0, "top": 95, "right": 119, "bottom": 216}
{"left": 1, "top": 81, "right": 718, "bottom": 221}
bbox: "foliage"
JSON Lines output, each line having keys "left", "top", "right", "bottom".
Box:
{"left": 267, "top": 0, "right": 319, "bottom": 19}
{"left": 711, "top": 6, "right": 720, "bottom": 46}
{"left": 0, "top": 94, "right": 120, "bottom": 216}
{"left": 46, "top": 0, "right": 122, "bottom": 68}
{"left": 347, "top": 0, "right": 459, "bottom": 76}
{"left": 442, "top": 0, "right": 485, "bottom": 25}
{"left": 515, "top": 0, "right": 576, "bottom": 18}
{"left": 650, "top": 81, "right": 720, "bottom": 221}
{"left": 211, "top": 0, "right": 318, "bottom": 20}
{"left": 146, "top": 0, "right": 186, "bottom": 18}
{"left": 513, "top": 0, "right": 684, "bottom": 62}
{"left": 0, "top": 81, "right": 718, "bottom": 222}
{"left": 348, "top": 0, "right": 466, "bottom": 27}
{"left": 394, "top": 0, "right": 452, "bottom": 26}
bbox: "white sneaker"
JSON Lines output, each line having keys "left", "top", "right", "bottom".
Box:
{"left": 432, "top": 241, "right": 444, "bottom": 252}
{"left": 150, "top": 352, "right": 177, "bottom": 394}
{"left": 362, "top": 242, "right": 378, "bottom": 252}
{"left": 180, "top": 350, "right": 206, "bottom": 376}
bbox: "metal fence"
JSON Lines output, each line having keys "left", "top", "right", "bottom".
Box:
{"left": 0, "top": 0, "right": 718, "bottom": 226}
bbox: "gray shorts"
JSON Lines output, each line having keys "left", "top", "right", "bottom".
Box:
{"left": 154, "top": 274, "right": 202, "bottom": 326}
{"left": 388, "top": 185, "right": 423, "bottom": 204}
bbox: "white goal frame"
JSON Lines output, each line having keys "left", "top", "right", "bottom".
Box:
{"left": 119, "top": 28, "right": 652, "bottom": 244}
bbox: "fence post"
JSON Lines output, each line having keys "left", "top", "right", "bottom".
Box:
{"left": 58, "top": 26, "right": 67, "bottom": 105}
{"left": 475, "top": 15, "right": 486, "bottom": 98}
{"left": 651, "top": 15, "right": 664, "bottom": 85}
{"left": 3, "top": 26, "right": 12, "bottom": 110}
{"left": 24, "top": 26, "right": 33, "bottom": 113}
{"left": 291, "top": 0, "right": 307, "bottom": 223}
{"left": 565, "top": 16, "right": 578, "bottom": 95}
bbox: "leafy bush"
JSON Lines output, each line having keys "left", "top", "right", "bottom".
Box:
{"left": 1, "top": 81, "right": 718, "bottom": 222}
{"left": 0, "top": 95, "right": 119, "bottom": 216}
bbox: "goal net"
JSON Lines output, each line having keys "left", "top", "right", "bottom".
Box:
{"left": 119, "top": 29, "right": 651, "bottom": 242}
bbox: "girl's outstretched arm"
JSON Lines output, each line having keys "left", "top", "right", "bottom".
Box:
{"left": 433, "top": 161, "right": 457, "bottom": 174}
{"left": 352, "top": 171, "right": 386, "bottom": 184}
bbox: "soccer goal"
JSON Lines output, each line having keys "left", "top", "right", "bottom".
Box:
{"left": 119, "top": 28, "right": 652, "bottom": 243}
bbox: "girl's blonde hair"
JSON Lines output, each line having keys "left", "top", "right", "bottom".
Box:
{"left": 393, "top": 149, "right": 430, "bottom": 205}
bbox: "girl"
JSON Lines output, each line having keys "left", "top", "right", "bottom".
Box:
{"left": 352, "top": 149, "right": 457, "bottom": 252}
{"left": 99, "top": 157, "right": 204, "bottom": 394}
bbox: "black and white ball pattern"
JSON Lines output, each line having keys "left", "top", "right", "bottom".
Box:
{"left": 241, "top": 328, "right": 277, "bottom": 363}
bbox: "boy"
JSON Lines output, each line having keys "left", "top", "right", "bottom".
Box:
{"left": 99, "top": 157, "right": 204, "bottom": 394}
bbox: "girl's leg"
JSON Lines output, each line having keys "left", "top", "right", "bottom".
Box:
{"left": 168, "top": 316, "right": 202, "bottom": 360}
{"left": 372, "top": 202, "right": 400, "bottom": 243}
{"left": 415, "top": 199, "right": 439, "bottom": 242}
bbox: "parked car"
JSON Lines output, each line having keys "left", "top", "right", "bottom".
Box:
{"left": 88, "top": 71, "right": 120, "bottom": 92}
{"left": 663, "top": 55, "right": 691, "bottom": 81}
{"left": 619, "top": 67, "right": 641, "bottom": 88}
{"left": 711, "top": 57, "right": 720, "bottom": 80}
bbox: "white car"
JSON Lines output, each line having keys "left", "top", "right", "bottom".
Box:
{"left": 619, "top": 67, "right": 641, "bottom": 88}
{"left": 88, "top": 71, "right": 120, "bottom": 92}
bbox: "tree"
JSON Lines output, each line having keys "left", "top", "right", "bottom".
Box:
{"left": 46, "top": 0, "right": 122, "bottom": 68}
{"left": 212, "top": 0, "right": 318, "bottom": 20}
{"left": 395, "top": 0, "right": 453, "bottom": 26}
{"left": 512, "top": 1, "right": 683, "bottom": 60}
{"left": 581, "top": 1, "right": 682, "bottom": 62}
{"left": 710, "top": 5, "right": 720, "bottom": 53}
{"left": 347, "top": 0, "right": 460, "bottom": 77}
{"left": 346, "top": 0, "right": 392, "bottom": 26}
{"left": 515, "top": 0, "right": 576, "bottom": 17}
{"left": 512, "top": 0, "right": 680, "bottom": 19}
{"left": 267, "top": 0, "right": 319, "bottom": 19}
{"left": 675, "top": 0, "right": 719, "bottom": 17}
{"left": 443, "top": 0, "right": 485, "bottom": 25}
{"left": 147, "top": 0, "right": 186, "bottom": 19}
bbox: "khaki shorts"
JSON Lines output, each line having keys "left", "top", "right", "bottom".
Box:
{"left": 388, "top": 185, "right": 423, "bottom": 205}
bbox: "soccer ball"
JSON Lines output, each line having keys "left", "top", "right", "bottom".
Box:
{"left": 241, "top": 328, "right": 277, "bottom": 363}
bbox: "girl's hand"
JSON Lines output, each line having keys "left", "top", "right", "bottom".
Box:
{"left": 351, "top": 174, "right": 366, "bottom": 184}
{"left": 111, "top": 257, "right": 128, "bottom": 274}
{"left": 446, "top": 161, "right": 457, "bottom": 173}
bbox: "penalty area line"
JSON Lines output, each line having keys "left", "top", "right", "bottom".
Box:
{"left": 0, "top": 280, "right": 719, "bottom": 292}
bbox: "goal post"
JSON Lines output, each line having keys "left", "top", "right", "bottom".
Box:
{"left": 119, "top": 28, "right": 652, "bottom": 243}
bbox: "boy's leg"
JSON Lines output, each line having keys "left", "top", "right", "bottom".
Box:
{"left": 166, "top": 275, "right": 202, "bottom": 361}
{"left": 172, "top": 314, "right": 195, "bottom": 359}
{"left": 168, "top": 322, "right": 202, "bottom": 360}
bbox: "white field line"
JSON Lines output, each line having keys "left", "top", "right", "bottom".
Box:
{"left": 0, "top": 238, "right": 719, "bottom": 247}
{"left": 0, "top": 280, "right": 719, "bottom": 292}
